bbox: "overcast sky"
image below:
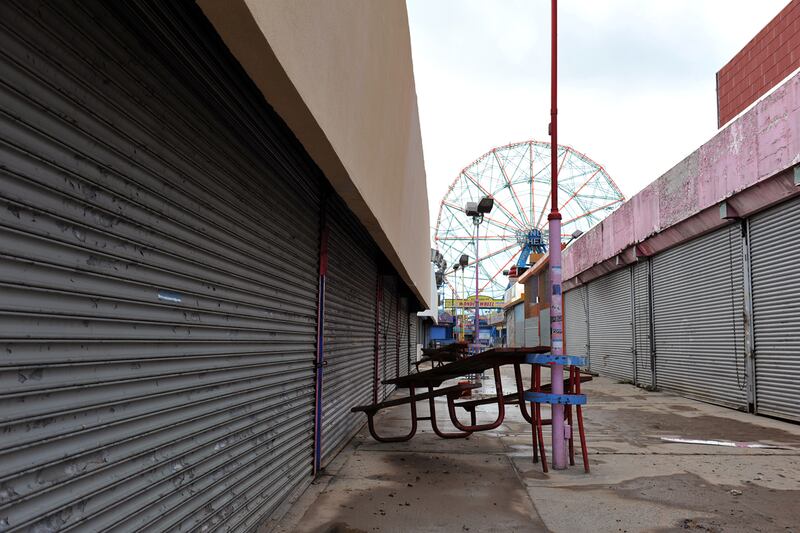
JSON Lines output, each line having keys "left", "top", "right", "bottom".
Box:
{"left": 407, "top": 0, "right": 789, "bottom": 231}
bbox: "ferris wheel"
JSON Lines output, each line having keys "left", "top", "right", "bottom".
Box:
{"left": 434, "top": 140, "right": 625, "bottom": 300}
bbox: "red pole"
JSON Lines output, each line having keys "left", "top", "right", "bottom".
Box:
{"left": 548, "top": 0, "right": 567, "bottom": 470}
{"left": 374, "top": 276, "right": 382, "bottom": 404}
{"left": 396, "top": 292, "right": 401, "bottom": 378}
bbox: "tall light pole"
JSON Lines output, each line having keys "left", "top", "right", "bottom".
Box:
{"left": 548, "top": 0, "right": 567, "bottom": 470}
{"left": 465, "top": 197, "right": 494, "bottom": 349}
{"left": 459, "top": 254, "right": 469, "bottom": 341}
{"left": 452, "top": 264, "right": 460, "bottom": 340}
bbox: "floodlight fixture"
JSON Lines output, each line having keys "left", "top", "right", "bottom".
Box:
{"left": 464, "top": 202, "right": 479, "bottom": 217}
{"left": 566, "top": 229, "right": 585, "bottom": 247}
{"left": 459, "top": 254, "right": 469, "bottom": 267}
{"left": 477, "top": 196, "right": 494, "bottom": 214}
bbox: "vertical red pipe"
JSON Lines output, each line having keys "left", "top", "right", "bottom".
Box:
{"left": 396, "top": 293, "right": 401, "bottom": 378}
{"left": 312, "top": 222, "right": 329, "bottom": 475}
{"left": 374, "top": 276, "right": 383, "bottom": 404}
{"left": 548, "top": 0, "right": 567, "bottom": 470}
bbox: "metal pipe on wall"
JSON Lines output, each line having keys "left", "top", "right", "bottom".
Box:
{"left": 313, "top": 217, "right": 329, "bottom": 475}
{"left": 374, "top": 275, "right": 383, "bottom": 404}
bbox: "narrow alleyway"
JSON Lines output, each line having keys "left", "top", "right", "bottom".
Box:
{"left": 268, "top": 369, "right": 800, "bottom": 533}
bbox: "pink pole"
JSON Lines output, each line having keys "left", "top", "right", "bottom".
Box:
{"left": 474, "top": 223, "right": 480, "bottom": 348}
{"left": 548, "top": 0, "right": 567, "bottom": 470}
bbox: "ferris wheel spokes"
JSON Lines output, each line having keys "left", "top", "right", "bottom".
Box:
{"left": 461, "top": 170, "right": 525, "bottom": 228}
{"left": 560, "top": 167, "right": 603, "bottom": 211}
{"left": 492, "top": 149, "right": 530, "bottom": 227}
{"left": 434, "top": 140, "right": 625, "bottom": 300}
{"left": 479, "top": 248, "right": 522, "bottom": 294}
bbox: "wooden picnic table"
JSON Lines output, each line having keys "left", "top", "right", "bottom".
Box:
{"left": 420, "top": 342, "right": 468, "bottom": 356}
{"left": 357, "top": 347, "right": 554, "bottom": 436}
{"left": 415, "top": 342, "right": 469, "bottom": 371}
{"left": 353, "top": 346, "right": 591, "bottom": 472}
{"left": 390, "top": 346, "right": 552, "bottom": 388}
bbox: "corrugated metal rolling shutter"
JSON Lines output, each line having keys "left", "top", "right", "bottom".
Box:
{"left": 524, "top": 316, "right": 539, "bottom": 347}
{"left": 409, "top": 313, "right": 418, "bottom": 365}
{"left": 750, "top": 195, "right": 800, "bottom": 421}
{"left": 0, "top": 2, "right": 320, "bottom": 531}
{"left": 587, "top": 267, "right": 634, "bottom": 381}
{"left": 539, "top": 307, "right": 550, "bottom": 347}
{"left": 564, "top": 286, "right": 589, "bottom": 360}
{"left": 652, "top": 225, "right": 747, "bottom": 408}
{"left": 505, "top": 309, "right": 516, "bottom": 347}
{"left": 381, "top": 275, "right": 398, "bottom": 399}
{"left": 513, "top": 304, "right": 525, "bottom": 347}
{"left": 398, "top": 297, "right": 410, "bottom": 376}
{"left": 320, "top": 195, "right": 377, "bottom": 466}
{"left": 632, "top": 259, "right": 654, "bottom": 387}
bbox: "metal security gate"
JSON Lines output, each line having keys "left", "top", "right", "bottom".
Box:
{"left": 381, "top": 275, "right": 399, "bottom": 399}
{"left": 505, "top": 309, "right": 516, "bottom": 347}
{"left": 513, "top": 304, "right": 525, "bottom": 347}
{"left": 524, "top": 316, "right": 540, "bottom": 347}
{"left": 632, "top": 259, "right": 654, "bottom": 387}
{"left": 587, "top": 267, "right": 634, "bottom": 381}
{"left": 652, "top": 225, "right": 747, "bottom": 408}
{"left": 0, "top": 2, "right": 320, "bottom": 531}
{"left": 409, "top": 313, "right": 418, "bottom": 366}
{"left": 398, "top": 297, "right": 410, "bottom": 376}
{"left": 750, "top": 195, "right": 800, "bottom": 421}
{"left": 564, "top": 286, "right": 588, "bottom": 360}
{"left": 320, "top": 196, "right": 377, "bottom": 466}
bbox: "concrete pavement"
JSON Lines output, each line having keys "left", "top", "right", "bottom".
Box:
{"left": 265, "top": 369, "right": 800, "bottom": 533}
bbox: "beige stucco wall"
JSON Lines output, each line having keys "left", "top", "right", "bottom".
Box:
{"left": 198, "top": 0, "right": 432, "bottom": 308}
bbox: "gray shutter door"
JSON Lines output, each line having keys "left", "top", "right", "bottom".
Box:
{"left": 381, "top": 276, "right": 399, "bottom": 399}
{"left": 399, "top": 297, "right": 410, "bottom": 376}
{"left": 524, "top": 316, "right": 540, "bottom": 347}
{"left": 632, "top": 259, "right": 654, "bottom": 387}
{"left": 409, "top": 313, "right": 418, "bottom": 365}
{"left": 652, "top": 225, "right": 747, "bottom": 408}
{"left": 587, "top": 267, "right": 634, "bottom": 381}
{"left": 505, "top": 309, "right": 516, "bottom": 347}
{"left": 539, "top": 307, "right": 551, "bottom": 348}
{"left": 749, "top": 195, "right": 800, "bottom": 421}
{"left": 564, "top": 286, "right": 589, "bottom": 359}
{"left": 514, "top": 304, "right": 525, "bottom": 347}
{"left": 0, "top": 2, "right": 320, "bottom": 531}
{"left": 321, "top": 196, "right": 377, "bottom": 465}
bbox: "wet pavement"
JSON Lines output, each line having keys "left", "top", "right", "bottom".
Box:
{"left": 265, "top": 368, "right": 800, "bottom": 533}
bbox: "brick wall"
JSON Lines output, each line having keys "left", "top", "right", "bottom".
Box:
{"left": 716, "top": 0, "right": 800, "bottom": 127}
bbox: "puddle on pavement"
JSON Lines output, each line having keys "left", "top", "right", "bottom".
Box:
{"left": 592, "top": 408, "right": 800, "bottom": 447}
{"left": 581, "top": 389, "right": 628, "bottom": 402}
{"left": 668, "top": 404, "right": 699, "bottom": 412}
{"left": 567, "top": 472, "right": 800, "bottom": 533}
{"left": 318, "top": 524, "right": 367, "bottom": 533}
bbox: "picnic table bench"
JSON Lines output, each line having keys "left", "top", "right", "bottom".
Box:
{"left": 414, "top": 341, "right": 469, "bottom": 371}
{"left": 352, "top": 382, "right": 480, "bottom": 442}
{"left": 352, "top": 346, "right": 591, "bottom": 472}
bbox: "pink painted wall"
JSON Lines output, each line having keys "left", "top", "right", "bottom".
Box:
{"left": 563, "top": 72, "right": 800, "bottom": 282}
